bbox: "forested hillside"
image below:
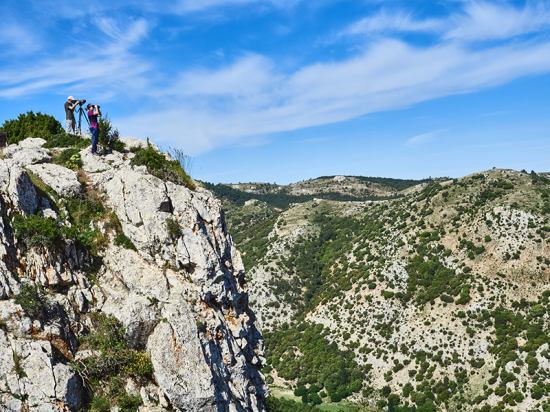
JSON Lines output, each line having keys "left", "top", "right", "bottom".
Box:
{"left": 219, "top": 169, "right": 550, "bottom": 412}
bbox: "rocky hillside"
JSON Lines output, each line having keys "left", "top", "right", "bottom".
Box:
{"left": 0, "top": 136, "right": 267, "bottom": 411}
{"left": 225, "top": 169, "right": 550, "bottom": 412}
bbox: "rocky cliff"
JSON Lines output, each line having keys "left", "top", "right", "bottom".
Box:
{"left": 0, "top": 137, "right": 267, "bottom": 411}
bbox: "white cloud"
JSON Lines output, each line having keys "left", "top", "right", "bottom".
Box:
{"left": 342, "top": 2, "right": 550, "bottom": 42}
{"left": 0, "top": 19, "right": 152, "bottom": 99}
{"left": 2, "top": 0, "right": 550, "bottom": 157}
{"left": 446, "top": 1, "right": 550, "bottom": 41}
{"left": 344, "top": 10, "right": 444, "bottom": 36}
{"left": 116, "top": 37, "right": 550, "bottom": 154}
{"left": 96, "top": 18, "right": 151, "bottom": 47}
{"left": 405, "top": 129, "right": 449, "bottom": 146}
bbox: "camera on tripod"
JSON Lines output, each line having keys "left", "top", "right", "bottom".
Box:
{"left": 74, "top": 99, "right": 86, "bottom": 105}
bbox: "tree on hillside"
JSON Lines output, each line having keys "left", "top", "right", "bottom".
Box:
{"left": 0, "top": 111, "right": 63, "bottom": 144}
{"left": 388, "top": 397, "right": 395, "bottom": 412}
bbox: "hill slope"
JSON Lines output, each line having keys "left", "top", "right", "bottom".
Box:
{"left": 225, "top": 169, "right": 550, "bottom": 412}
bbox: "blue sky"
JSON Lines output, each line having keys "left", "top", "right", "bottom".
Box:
{"left": 1, "top": 0, "right": 549, "bottom": 184}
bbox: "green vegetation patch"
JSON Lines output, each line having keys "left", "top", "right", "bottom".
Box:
{"left": 265, "top": 323, "right": 367, "bottom": 405}
{"left": 12, "top": 214, "right": 61, "bottom": 248}
{"left": 53, "top": 148, "right": 83, "bottom": 170}
{"left": 130, "top": 140, "right": 195, "bottom": 190}
{"left": 14, "top": 284, "right": 51, "bottom": 318}
{"left": 43, "top": 133, "right": 91, "bottom": 149}
{"left": 204, "top": 182, "right": 400, "bottom": 209}
{"left": 73, "top": 313, "right": 152, "bottom": 410}
{"left": 0, "top": 111, "right": 63, "bottom": 144}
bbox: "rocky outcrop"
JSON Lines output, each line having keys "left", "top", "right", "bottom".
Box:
{"left": 26, "top": 164, "right": 82, "bottom": 198}
{"left": 0, "top": 137, "right": 267, "bottom": 411}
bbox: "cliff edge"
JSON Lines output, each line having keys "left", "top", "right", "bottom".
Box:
{"left": 0, "top": 137, "right": 267, "bottom": 411}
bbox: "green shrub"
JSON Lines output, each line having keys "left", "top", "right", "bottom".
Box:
{"left": 53, "top": 148, "right": 82, "bottom": 170}
{"left": 0, "top": 111, "right": 63, "bottom": 144}
{"left": 73, "top": 313, "right": 153, "bottom": 383}
{"left": 530, "top": 304, "right": 546, "bottom": 317}
{"left": 43, "top": 133, "right": 91, "bottom": 149}
{"left": 130, "top": 140, "right": 195, "bottom": 190}
{"left": 98, "top": 114, "right": 125, "bottom": 152}
{"left": 125, "top": 352, "right": 154, "bottom": 378}
{"left": 89, "top": 396, "right": 110, "bottom": 412}
{"left": 114, "top": 232, "right": 137, "bottom": 251}
{"left": 14, "top": 284, "right": 50, "bottom": 318}
{"left": 12, "top": 214, "right": 60, "bottom": 248}
{"left": 166, "top": 217, "right": 182, "bottom": 239}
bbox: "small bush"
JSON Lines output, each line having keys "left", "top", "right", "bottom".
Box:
{"left": 98, "top": 114, "right": 125, "bottom": 152}
{"left": 125, "top": 352, "right": 154, "bottom": 378}
{"left": 14, "top": 284, "right": 50, "bottom": 318}
{"left": 43, "top": 134, "right": 91, "bottom": 149}
{"left": 130, "top": 140, "right": 195, "bottom": 190}
{"left": 0, "top": 111, "right": 63, "bottom": 144}
{"left": 166, "top": 217, "right": 182, "bottom": 239}
{"left": 89, "top": 396, "right": 110, "bottom": 412}
{"left": 12, "top": 214, "right": 60, "bottom": 248}
{"left": 114, "top": 232, "right": 137, "bottom": 251}
{"left": 53, "top": 148, "right": 82, "bottom": 170}
{"left": 73, "top": 313, "right": 153, "bottom": 382}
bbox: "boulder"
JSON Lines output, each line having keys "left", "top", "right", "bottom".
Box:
{"left": 27, "top": 163, "right": 82, "bottom": 198}
{"left": 3, "top": 141, "right": 51, "bottom": 166}
{"left": 0, "top": 160, "right": 39, "bottom": 215}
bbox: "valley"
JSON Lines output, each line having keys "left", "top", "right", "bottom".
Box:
{"left": 210, "top": 170, "right": 550, "bottom": 412}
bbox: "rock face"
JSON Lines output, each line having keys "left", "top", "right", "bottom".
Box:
{"left": 0, "top": 137, "right": 267, "bottom": 411}
{"left": 27, "top": 163, "right": 82, "bottom": 197}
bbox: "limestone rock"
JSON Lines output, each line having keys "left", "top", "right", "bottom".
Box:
{"left": 3, "top": 141, "right": 51, "bottom": 166}
{"left": 0, "top": 136, "right": 267, "bottom": 412}
{"left": 19, "top": 137, "right": 47, "bottom": 148}
{"left": 0, "top": 330, "right": 82, "bottom": 410}
{"left": 0, "top": 160, "right": 39, "bottom": 215}
{"left": 27, "top": 163, "right": 82, "bottom": 197}
{"left": 120, "top": 137, "right": 160, "bottom": 151}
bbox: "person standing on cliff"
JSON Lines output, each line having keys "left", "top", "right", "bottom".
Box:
{"left": 64, "top": 96, "right": 81, "bottom": 134}
{"left": 86, "top": 103, "right": 102, "bottom": 155}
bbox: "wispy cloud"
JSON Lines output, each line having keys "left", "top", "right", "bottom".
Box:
{"left": 342, "top": 1, "right": 550, "bottom": 42}
{"left": 446, "top": 1, "right": 550, "bottom": 41}
{"left": 116, "top": 36, "right": 550, "bottom": 154}
{"left": 2, "top": 0, "right": 550, "bottom": 157}
{"left": 405, "top": 129, "right": 449, "bottom": 146}
{"left": 344, "top": 10, "right": 444, "bottom": 36}
{"left": 0, "top": 21, "right": 41, "bottom": 55}
{"left": 0, "top": 19, "right": 152, "bottom": 99}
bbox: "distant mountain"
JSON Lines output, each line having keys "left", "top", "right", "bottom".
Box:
{"left": 217, "top": 169, "right": 550, "bottom": 412}
{"left": 203, "top": 175, "right": 448, "bottom": 209}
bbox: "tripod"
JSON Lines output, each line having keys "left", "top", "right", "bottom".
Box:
{"left": 76, "top": 103, "right": 90, "bottom": 136}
